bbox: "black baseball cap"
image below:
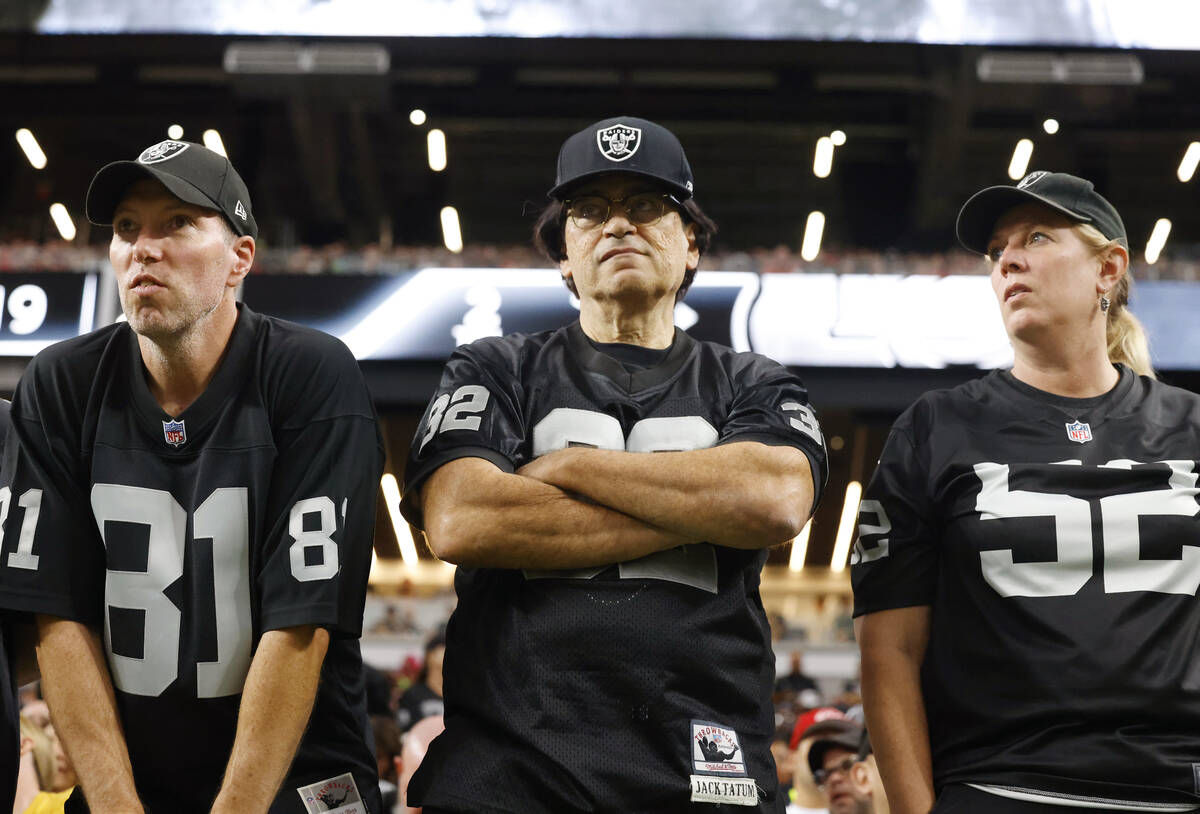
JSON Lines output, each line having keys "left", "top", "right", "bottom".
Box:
{"left": 806, "top": 720, "right": 865, "bottom": 777}
{"left": 86, "top": 140, "right": 258, "bottom": 239}
{"left": 549, "top": 116, "right": 695, "bottom": 201}
{"left": 956, "top": 171, "right": 1126, "bottom": 255}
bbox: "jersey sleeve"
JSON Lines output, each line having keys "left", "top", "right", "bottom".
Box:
{"left": 717, "top": 355, "right": 830, "bottom": 510}
{"left": 0, "top": 355, "right": 105, "bottom": 624}
{"left": 851, "top": 415, "right": 938, "bottom": 616}
{"left": 255, "top": 333, "right": 385, "bottom": 637}
{"left": 400, "top": 340, "right": 526, "bottom": 529}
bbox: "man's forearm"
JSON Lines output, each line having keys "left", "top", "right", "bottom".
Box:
{"left": 521, "top": 442, "right": 814, "bottom": 549}
{"left": 209, "top": 626, "right": 329, "bottom": 814}
{"left": 422, "top": 457, "right": 692, "bottom": 568}
{"left": 36, "top": 616, "right": 144, "bottom": 814}
{"left": 856, "top": 611, "right": 936, "bottom": 814}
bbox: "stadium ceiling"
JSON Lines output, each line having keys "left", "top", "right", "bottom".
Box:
{"left": 2, "top": 33, "right": 1199, "bottom": 256}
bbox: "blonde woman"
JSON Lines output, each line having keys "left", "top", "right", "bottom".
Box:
{"left": 854, "top": 172, "right": 1199, "bottom": 813}
{"left": 15, "top": 715, "right": 75, "bottom": 814}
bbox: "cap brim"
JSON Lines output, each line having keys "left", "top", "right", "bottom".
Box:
{"left": 955, "top": 185, "right": 1092, "bottom": 255}
{"left": 548, "top": 168, "right": 693, "bottom": 201}
{"left": 806, "top": 731, "right": 865, "bottom": 775}
{"left": 85, "top": 161, "right": 224, "bottom": 226}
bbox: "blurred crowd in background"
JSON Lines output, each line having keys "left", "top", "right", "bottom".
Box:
{"left": 4, "top": 240, "right": 1200, "bottom": 281}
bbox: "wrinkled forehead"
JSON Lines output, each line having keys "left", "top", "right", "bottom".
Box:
{"left": 113, "top": 178, "right": 212, "bottom": 216}
{"left": 990, "top": 201, "right": 1079, "bottom": 242}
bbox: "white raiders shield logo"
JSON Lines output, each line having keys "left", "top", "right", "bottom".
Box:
{"left": 1018, "top": 170, "right": 1049, "bottom": 189}
{"left": 596, "top": 124, "right": 641, "bottom": 162}
{"left": 139, "top": 140, "right": 190, "bottom": 164}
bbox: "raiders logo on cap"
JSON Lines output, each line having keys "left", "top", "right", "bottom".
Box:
{"left": 1017, "top": 170, "right": 1050, "bottom": 189}
{"left": 596, "top": 124, "right": 642, "bottom": 162}
{"left": 138, "top": 140, "right": 190, "bottom": 165}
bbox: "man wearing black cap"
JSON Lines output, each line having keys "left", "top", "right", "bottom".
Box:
{"left": 401, "top": 117, "right": 828, "bottom": 813}
{"left": 0, "top": 140, "right": 384, "bottom": 814}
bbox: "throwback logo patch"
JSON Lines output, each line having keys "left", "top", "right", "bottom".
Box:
{"left": 690, "top": 721, "right": 757, "bottom": 806}
{"left": 1065, "top": 420, "right": 1092, "bottom": 444}
{"left": 297, "top": 772, "right": 367, "bottom": 814}
{"left": 692, "top": 721, "right": 746, "bottom": 776}
{"left": 138, "top": 140, "right": 189, "bottom": 164}
{"left": 596, "top": 123, "right": 641, "bottom": 162}
{"left": 162, "top": 419, "right": 186, "bottom": 448}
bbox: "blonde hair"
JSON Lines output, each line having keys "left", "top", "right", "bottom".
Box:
{"left": 19, "top": 714, "right": 55, "bottom": 789}
{"left": 1075, "top": 223, "right": 1155, "bottom": 379}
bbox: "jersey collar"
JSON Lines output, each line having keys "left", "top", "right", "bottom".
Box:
{"left": 566, "top": 320, "right": 696, "bottom": 393}
{"left": 127, "top": 303, "right": 260, "bottom": 440}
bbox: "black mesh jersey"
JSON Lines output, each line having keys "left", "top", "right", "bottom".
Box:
{"left": 852, "top": 365, "right": 1200, "bottom": 809}
{"left": 402, "top": 321, "right": 828, "bottom": 814}
{"left": 0, "top": 401, "right": 16, "bottom": 807}
{"left": 0, "top": 306, "right": 385, "bottom": 814}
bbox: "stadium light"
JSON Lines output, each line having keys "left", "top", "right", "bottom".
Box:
{"left": 830, "top": 129, "right": 847, "bottom": 146}
{"left": 813, "top": 136, "right": 834, "bottom": 178}
{"left": 441, "top": 206, "right": 463, "bottom": 253}
{"left": 427, "top": 128, "right": 447, "bottom": 171}
{"left": 830, "top": 481, "right": 863, "bottom": 573}
{"left": 168, "top": 124, "right": 184, "bottom": 140}
{"left": 380, "top": 474, "right": 420, "bottom": 568}
{"left": 202, "top": 129, "right": 227, "bottom": 157}
{"left": 787, "top": 520, "right": 812, "bottom": 571}
{"left": 1042, "top": 118, "right": 1059, "bottom": 135}
{"left": 49, "top": 203, "right": 76, "bottom": 241}
{"left": 409, "top": 109, "right": 427, "bottom": 126}
{"left": 800, "top": 211, "right": 825, "bottom": 262}
{"left": 15, "top": 129, "right": 47, "bottom": 169}
{"left": 1007, "top": 138, "right": 1034, "bottom": 180}
{"left": 1178, "top": 142, "right": 1200, "bottom": 183}
{"left": 1144, "top": 218, "right": 1172, "bottom": 265}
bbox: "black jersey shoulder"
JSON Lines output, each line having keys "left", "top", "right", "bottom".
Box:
{"left": 1123, "top": 370, "right": 1200, "bottom": 427}
{"left": 12, "top": 322, "right": 130, "bottom": 447}
{"left": 16, "top": 323, "right": 127, "bottom": 412}
{"left": 241, "top": 308, "right": 378, "bottom": 429}
{"left": 708, "top": 342, "right": 802, "bottom": 389}
{"left": 0, "top": 399, "right": 10, "bottom": 449}
{"left": 454, "top": 328, "right": 560, "bottom": 380}
{"left": 891, "top": 370, "right": 1014, "bottom": 442}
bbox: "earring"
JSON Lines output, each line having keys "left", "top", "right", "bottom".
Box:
{"left": 1100, "top": 295, "right": 1111, "bottom": 313}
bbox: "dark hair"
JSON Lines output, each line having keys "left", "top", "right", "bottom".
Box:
{"left": 532, "top": 194, "right": 718, "bottom": 301}
{"left": 415, "top": 630, "right": 446, "bottom": 686}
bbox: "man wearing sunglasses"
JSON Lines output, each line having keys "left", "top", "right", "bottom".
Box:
{"left": 401, "top": 116, "right": 828, "bottom": 813}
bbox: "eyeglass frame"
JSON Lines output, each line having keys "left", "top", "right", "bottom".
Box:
{"left": 563, "top": 191, "right": 686, "bottom": 229}
{"left": 812, "top": 755, "right": 858, "bottom": 789}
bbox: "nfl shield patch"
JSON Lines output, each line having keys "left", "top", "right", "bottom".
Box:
{"left": 1065, "top": 420, "right": 1092, "bottom": 444}
{"left": 596, "top": 123, "right": 641, "bottom": 162}
{"left": 163, "top": 419, "right": 187, "bottom": 447}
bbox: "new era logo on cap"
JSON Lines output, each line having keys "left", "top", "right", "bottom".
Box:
{"left": 235, "top": 200, "right": 248, "bottom": 220}
{"left": 597, "top": 124, "right": 641, "bottom": 162}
